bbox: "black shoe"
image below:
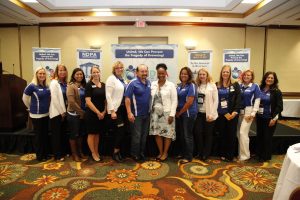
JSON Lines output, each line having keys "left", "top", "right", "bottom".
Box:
{"left": 179, "top": 159, "right": 191, "bottom": 164}
{"left": 202, "top": 156, "right": 208, "bottom": 161}
{"left": 176, "top": 155, "right": 183, "bottom": 159}
{"left": 117, "top": 152, "right": 124, "bottom": 161}
{"left": 132, "top": 156, "right": 140, "bottom": 162}
{"left": 112, "top": 152, "right": 123, "bottom": 163}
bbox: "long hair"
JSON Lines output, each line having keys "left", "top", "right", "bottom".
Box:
{"left": 70, "top": 68, "right": 86, "bottom": 87}
{"left": 179, "top": 67, "right": 194, "bottom": 84}
{"left": 53, "top": 64, "right": 68, "bottom": 83}
{"left": 195, "top": 67, "right": 213, "bottom": 86}
{"left": 240, "top": 69, "right": 255, "bottom": 84}
{"left": 112, "top": 61, "right": 124, "bottom": 76}
{"left": 89, "top": 66, "right": 101, "bottom": 81}
{"left": 31, "top": 67, "right": 48, "bottom": 87}
{"left": 260, "top": 71, "right": 279, "bottom": 90}
{"left": 217, "top": 65, "right": 233, "bottom": 88}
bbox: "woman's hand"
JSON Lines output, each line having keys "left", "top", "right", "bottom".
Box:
{"left": 111, "top": 111, "right": 117, "bottom": 120}
{"left": 97, "top": 111, "right": 105, "bottom": 120}
{"left": 269, "top": 119, "right": 276, "bottom": 127}
{"left": 128, "top": 112, "right": 135, "bottom": 123}
{"left": 168, "top": 116, "right": 174, "bottom": 124}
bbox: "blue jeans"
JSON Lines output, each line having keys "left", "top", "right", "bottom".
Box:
{"left": 178, "top": 115, "right": 196, "bottom": 160}
{"left": 130, "top": 115, "right": 150, "bottom": 158}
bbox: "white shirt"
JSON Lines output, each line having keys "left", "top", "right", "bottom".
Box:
{"left": 150, "top": 80, "right": 178, "bottom": 117}
{"left": 105, "top": 74, "right": 127, "bottom": 114}
{"left": 49, "top": 79, "right": 66, "bottom": 119}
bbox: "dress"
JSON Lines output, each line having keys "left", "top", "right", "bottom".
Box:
{"left": 85, "top": 81, "right": 106, "bottom": 134}
{"left": 149, "top": 90, "right": 176, "bottom": 140}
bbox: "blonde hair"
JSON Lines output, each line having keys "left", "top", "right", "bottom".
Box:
{"left": 112, "top": 61, "right": 124, "bottom": 75}
{"left": 90, "top": 66, "right": 101, "bottom": 81}
{"left": 53, "top": 64, "right": 68, "bottom": 82}
{"left": 240, "top": 69, "right": 255, "bottom": 83}
{"left": 217, "top": 65, "right": 233, "bottom": 88}
{"left": 196, "top": 67, "right": 213, "bottom": 86}
{"left": 31, "top": 67, "right": 48, "bottom": 87}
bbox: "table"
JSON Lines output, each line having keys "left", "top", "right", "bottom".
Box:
{"left": 282, "top": 99, "right": 300, "bottom": 118}
{"left": 273, "top": 143, "right": 300, "bottom": 200}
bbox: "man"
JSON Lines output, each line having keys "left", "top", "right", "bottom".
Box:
{"left": 125, "top": 64, "right": 151, "bottom": 161}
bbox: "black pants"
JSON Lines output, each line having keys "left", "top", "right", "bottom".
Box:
{"left": 110, "top": 105, "right": 127, "bottom": 150}
{"left": 32, "top": 116, "right": 49, "bottom": 160}
{"left": 256, "top": 116, "right": 277, "bottom": 160}
{"left": 217, "top": 114, "right": 238, "bottom": 160}
{"left": 50, "top": 115, "right": 67, "bottom": 159}
{"left": 194, "top": 112, "right": 215, "bottom": 158}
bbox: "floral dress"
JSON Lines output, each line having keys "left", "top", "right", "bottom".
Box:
{"left": 149, "top": 90, "right": 176, "bottom": 140}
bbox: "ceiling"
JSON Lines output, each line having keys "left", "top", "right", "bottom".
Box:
{"left": 0, "top": 0, "right": 299, "bottom": 26}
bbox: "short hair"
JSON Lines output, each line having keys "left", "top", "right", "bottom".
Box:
{"left": 195, "top": 67, "right": 213, "bottom": 86}
{"left": 53, "top": 64, "right": 68, "bottom": 82}
{"left": 217, "top": 65, "right": 233, "bottom": 88}
{"left": 69, "top": 68, "right": 86, "bottom": 87}
{"left": 112, "top": 61, "right": 124, "bottom": 75}
{"left": 89, "top": 66, "right": 101, "bottom": 81}
{"left": 260, "top": 71, "right": 279, "bottom": 90}
{"left": 240, "top": 69, "right": 255, "bottom": 83}
{"left": 156, "top": 63, "right": 167, "bottom": 71}
{"left": 179, "top": 67, "right": 194, "bottom": 84}
{"left": 31, "top": 67, "right": 48, "bottom": 87}
{"left": 136, "top": 64, "right": 148, "bottom": 72}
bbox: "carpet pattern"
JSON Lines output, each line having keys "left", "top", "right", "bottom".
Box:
{"left": 0, "top": 153, "right": 284, "bottom": 200}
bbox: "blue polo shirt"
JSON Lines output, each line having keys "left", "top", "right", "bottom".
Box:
{"left": 217, "top": 86, "right": 229, "bottom": 114}
{"left": 258, "top": 90, "right": 271, "bottom": 119}
{"left": 124, "top": 77, "right": 151, "bottom": 116}
{"left": 24, "top": 83, "right": 50, "bottom": 114}
{"left": 240, "top": 83, "right": 261, "bottom": 108}
{"left": 79, "top": 87, "right": 86, "bottom": 111}
{"left": 177, "top": 83, "right": 197, "bottom": 117}
{"left": 59, "top": 81, "right": 68, "bottom": 107}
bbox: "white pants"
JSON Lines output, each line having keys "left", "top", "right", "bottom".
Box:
{"left": 237, "top": 114, "right": 253, "bottom": 161}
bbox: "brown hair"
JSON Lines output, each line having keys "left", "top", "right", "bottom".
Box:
{"left": 90, "top": 66, "right": 101, "bottom": 81}
{"left": 179, "top": 67, "right": 194, "bottom": 84}
{"left": 53, "top": 64, "right": 68, "bottom": 83}
{"left": 217, "top": 65, "right": 232, "bottom": 88}
{"left": 240, "top": 69, "right": 255, "bottom": 83}
{"left": 195, "top": 67, "right": 213, "bottom": 86}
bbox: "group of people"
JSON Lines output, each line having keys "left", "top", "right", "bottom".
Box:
{"left": 23, "top": 62, "right": 283, "bottom": 164}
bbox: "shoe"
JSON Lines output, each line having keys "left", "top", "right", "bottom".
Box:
{"left": 220, "top": 157, "right": 232, "bottom": 162}
{"left": 117, "top": 152, "right": 124, "bottom": 161}
{"left": 179, "top": 159, "right": 191, "bottom": 164}
{"left": 202, "top": 156, "right": 208, "bottom": 161}
{"left": 176, "top": 155, "right": 183, "bottom": 159}
{"left": 56, "top": 157, "right": 65, "bottom": 162}
{"left": 158, "top": 154, "right": 168, "bottom": 162}
{"left": 112, "top": 152, "right": 123, "bottom": 163}
{"left": 132, "top": 156, "right": 140, "bottom": 162}
{"left": 155, "top": 155, "right": 162, "bottom": 161}
{"left": 79, "top": 152, "right": 88, "bottom": 160}
{"left": 92, "top": 153, "right": 101, "bottom": 162}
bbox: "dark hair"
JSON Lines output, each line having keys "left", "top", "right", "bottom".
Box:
{"left": 260, "top": 71, "right": 279, "bottom": 90}
{"left": 156, "top": 63, "right": 167, "bottom": 71}
{"left": 70, "top": 68, "right": 86, "bottom": 87}
{"left": 179, "top": 67, "right": 194, "bottom": 84}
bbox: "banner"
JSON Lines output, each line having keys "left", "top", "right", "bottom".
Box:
{"left": 111, "top": 44, "right": 178, "bottom": 83}
{"left": 77, "top": 49, "right": 102, "bottom": 80}
{"left": 188, "top": 50, "right": 213, "bottom": 75}
{"left": 223, "top": 48, "right": 251, "bottom": 80}
{"left": 32, "top": 47, "right": 61, "bottom": 78}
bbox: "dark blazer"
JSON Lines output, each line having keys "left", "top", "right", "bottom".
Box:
{"left": 269, "top": 88, "right": 283, "bottom": 119}
{"left": 216, "top": 81, "right": 242, "bottom": 114}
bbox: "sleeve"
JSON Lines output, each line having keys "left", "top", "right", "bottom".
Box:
{"left": 22, "top": 93, "right": 31, "bottom": 109}
{"left": 187, "top": 83, "right": 196, "bottom": 97}
{"left": 24, "top": 84, "right": 34, "bottom": 96}
{"left": 105, "top": 76, "right": 115, "bottom": 111}
{"left": 273, "top": 89, "right": 283, "bottom": 120}
{"left": 85, "top": 82, "right": 92, "bottom": 98}
{"left": 169, "top": 83, "right": 178, "bottom": 117}
{"left": 50, "top": 80, "right": 66, "bottom": 114}
{"left": 251, "top": 84, "right": 261, "bottom": 116}
{"left": 124, "top": 80, "right": 135, "bottom": 98}
{"left": 67, "top": 84, "right": 84, "bottom": 116}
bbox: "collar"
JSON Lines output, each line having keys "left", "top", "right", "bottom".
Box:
{"left": 242, "top": 82, "right": 253, "bottom": 88}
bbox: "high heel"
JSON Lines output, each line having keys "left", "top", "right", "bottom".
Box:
{"left": 92, "top": 153, "right": 100, "bottom": 162}
{"left": 112, "top": 152, "right": 123, "bottom": 163}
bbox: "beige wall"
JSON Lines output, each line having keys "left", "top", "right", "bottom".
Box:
{"left": 0, "top": 25, "right": 299, "bottom": 92}
{"left": 266, "top": 29, "right": 300, "bottom": 92}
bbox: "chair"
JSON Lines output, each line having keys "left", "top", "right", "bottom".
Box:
{"left": 289, "top": 187, "right": 300, "bottom": 200}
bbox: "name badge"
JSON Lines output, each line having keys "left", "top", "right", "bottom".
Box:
{"left": 38, "top": 89, "right": 43, "bottom": 91}
{"left": 221, "top": 99, "right": 228, "bottom": 108}
{"left": 92, "top": 85, "right": 96, "bottom": 88}
{"left": 240, "top": 109, "right": 245, "bottom": 115}
{"left": 230, "top": 86, "right": 235, "bottom": 92}
{"left": 197, "top": 93, "right": 205, "bottom": 104}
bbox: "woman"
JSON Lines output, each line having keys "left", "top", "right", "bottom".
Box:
{"left": 49, "top": 64, "right": 68, "bottom": 161}
{"left": 23, "top": 67, "right": 50, "bottom": 161}
{"left": 150, "top": 63, "right": 177, "bottom": 161}
{"left": 256, "top": 71, "right": 283, "bottom": 162}
{"left": 85, "top": 66, "right": 106, "bottom": 162}
{"left": 106, "top": 61, "right": 127, "bottom": 163}
{"left": 216, "top": 65, "right": 241, "bottom": 162}
{"left": 237, "top": 69, "right": 260, "bottom": 162}
{"left": 66, "top": 68, "right": 87, "bottom": 162}
{"left": 193, "top": 68, "right": 218, "bottom": 161}
{"left": 176, "top": 67, "right": 197, "bottom": 164}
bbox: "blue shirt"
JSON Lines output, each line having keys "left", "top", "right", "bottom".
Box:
{"left": 79, "top": 87, "right": 86, "bottom": 111}
{"left": 124, "top": 77, "right": 151, "bottom": 116}
{"left": 258, "top": 90, "right": 271, "bottom": 118}
{"left": 24, "top": 83, "right": 50, "bottom": 114}
{"left": 177, "top": 83, "right": 197, "bottom": 117}
{"left": 240, "top": 83, "right": 261, "bottom": 108}
{"left": 217, "top": 86, "right": 230, "bottom": 114}
{"left": 59, "top": 81, "right": 68, "bottom": 107}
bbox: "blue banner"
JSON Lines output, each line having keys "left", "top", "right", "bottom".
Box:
{"left": 115, "top": 49, "right": 174, "bottom": 58}
{"left": 79, "top": 51, "right": 100, "bottom": 59}
{"left": 34, "top": 52, "right": 59, "bottom": 61}
{"left": 224, "top": 53, "right": 249, "bottom": 62}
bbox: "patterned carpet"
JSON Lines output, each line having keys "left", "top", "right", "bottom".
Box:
{"left": 0, "top": 153, "right": 284, "bottom": 200}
